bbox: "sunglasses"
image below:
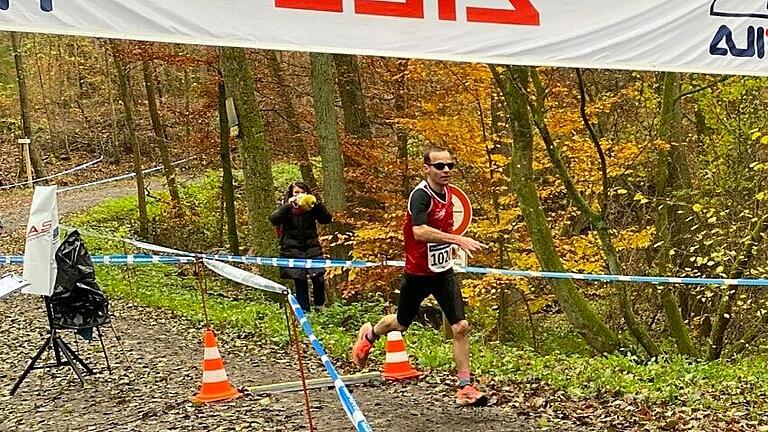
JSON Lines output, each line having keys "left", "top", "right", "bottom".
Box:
{"left": 427, "top": 162, "right": 456, "bottom": 171}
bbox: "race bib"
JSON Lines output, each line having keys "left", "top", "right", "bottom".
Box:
{"left": 427, "top": 243, "right": 453, "bottom": 273}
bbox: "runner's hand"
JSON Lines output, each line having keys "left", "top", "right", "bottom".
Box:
{"left": 454, "top": 236, "right": 486, "bottom": 258}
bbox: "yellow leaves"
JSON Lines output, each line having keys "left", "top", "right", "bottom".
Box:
{"left": 613, "top": 226, "right": 655, "bottom": 251}
{"left": 634, "top": 193, "right": 650, "bottom": 204}
{"left": 490, "top": 153, "right": 509, "bottom": 166}
{"left": 355, "top": 226, "right": 401, "bottom": 241}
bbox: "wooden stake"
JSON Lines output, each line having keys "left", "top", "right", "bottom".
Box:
{"left": 19, "top": 138, "right": 32, "bottom": 186}
{"left": 248, "top": 372, "right": 382, "bottom": 395}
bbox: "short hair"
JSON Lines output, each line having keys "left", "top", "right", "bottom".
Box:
{"left": 423, "top": 146, "right": 448, "bottom": 164}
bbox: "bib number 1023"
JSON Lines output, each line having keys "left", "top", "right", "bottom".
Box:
{"left": 427, "top": 243, "right": 453, "bottom": 273}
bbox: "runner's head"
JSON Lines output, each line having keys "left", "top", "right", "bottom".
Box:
{"left": 423, "top": 146, "right": 454, "bottom": 188}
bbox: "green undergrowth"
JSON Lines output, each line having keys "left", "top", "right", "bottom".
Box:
{"left": 95, "top": 264, "right": 768, "bottom": 416}
{"left": 70, "top": 171, "right": 768, "bottom": 418}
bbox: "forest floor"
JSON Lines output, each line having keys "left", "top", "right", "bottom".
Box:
{"left": 0, "top": 171, "right": 578, "bottom": 432}
{"left": 0, "top": 161, "right": 763, "bottom": 431}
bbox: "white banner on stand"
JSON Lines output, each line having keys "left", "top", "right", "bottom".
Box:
{"left": 0, "top": 273, "right": 29, "bottom": 299}
{"left": 22, "top": 186, "right": 59, "bottom": 296}
{"left": 0, "top": 1, "right": 767, "bottom": 76}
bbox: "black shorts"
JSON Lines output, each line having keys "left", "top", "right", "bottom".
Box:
{"left": 396, "top": 271, "right": 465, "bottom": 328}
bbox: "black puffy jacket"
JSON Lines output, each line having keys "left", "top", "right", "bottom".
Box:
{"left": 269, "top": 201, "right": 332, "bottom": 279}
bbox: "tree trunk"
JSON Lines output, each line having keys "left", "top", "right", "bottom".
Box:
{"left": 521, "top": 68, "right": 660, "bottom": 357}
{"left": 111, "top": 41, "right": 149, "bottom": 239}
{"left": 490, "top": 65, "right": 619, "bottom": 354}
{"left": 218, "top": 80, "right": 240, "bottom": 255}
{"left": 102, "top": 43, "right": 120, "bottom": 161}
{"left": 708, "top": 215, "right": 768, "bottom": 360}
{"left": 393, "top": 59, "right": 411, "bottom": 198}
{"left": 10, "top": 32, "right": 46, "bottom": 181}
{"left": 183, "top": 67, "right": 192, "bottom": 140}
{"left": 490, "top": 85, "right": 513, "bottom": 337}
{"left": 142, "top": 60, "right": 181, "bottom": 208}
{"left": 219, "top": 47, "right": 276, "bottom": 262}
{"left": 32, "top": 35, "right": 58, "bottom": 157}
{"left": 265, "top": 50, "right": 318, "bottom": 191}
{"left": 654, "top": 72, "right": 698, "bottom": 357}
{"left": 332, "top": 54, "right": 372, "bottom": 139}
{"left": 311, "top": 52, "right": 348, "bottom": 302}
{"left": 55, "top": 40, "right": 71, "bottom": 156}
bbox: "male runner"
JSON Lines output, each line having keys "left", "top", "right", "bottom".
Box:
{"left": 351, "top": 146, "right": 488, "bottom": 406}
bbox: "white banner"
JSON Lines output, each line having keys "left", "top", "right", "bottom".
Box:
{"left": 203, "top": 259, "right": 287, "bottom": 294}
{"left": 22, "top": 186, "right": 59, "bottom": 296}
{"left": 0, "top": 1, "right": 766, "bottom": 76}
{"left": 0, "top": 273, "right": 29, "bottom": 299}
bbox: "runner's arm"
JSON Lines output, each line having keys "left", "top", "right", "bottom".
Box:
{"left": 412, "top": 224, "right": 461, "bottom": 244}
{"left": 410, "top": 189, "right": 455, "bottom": 243}
{"left": 413, "top": 225, "right": 486, "bottom": 256}
{"left": 408, "top": 189, "right": 485, "bottom": 254}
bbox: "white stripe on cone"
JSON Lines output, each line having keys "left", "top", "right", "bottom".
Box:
{"left": 204, "top": 347, "right": 220, "bottom": 360}
{"left": 385, "top": 351, "right": 409, "bottom": 363}
{"left": 387, "top": 331, "right": 403, "bottom": 341}
{"left": 202, "top": 368, "right": 229, "bottom": 383}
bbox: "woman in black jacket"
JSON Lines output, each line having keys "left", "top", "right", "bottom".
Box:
{"left": 269, "top": 181, "right": 333, "bottom": 312}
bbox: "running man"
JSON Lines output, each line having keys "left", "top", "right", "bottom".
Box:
{"left": 351, "top": 146, "right": 488, "bottom": 406}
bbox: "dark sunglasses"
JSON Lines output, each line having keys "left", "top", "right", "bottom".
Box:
{"left": 427, "top": 162, "right": 455, "bottom": 171}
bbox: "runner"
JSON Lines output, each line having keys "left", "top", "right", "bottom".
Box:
{"left": 351, "top": 146, "right": 488, "bottom": 406}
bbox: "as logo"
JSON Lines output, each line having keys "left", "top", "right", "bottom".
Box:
{"left": 26, "top": 220, "right": 53, "bottom": 239}
{"left": 709, "top": 0, "right": 768, "bottom": 58}
{"left": 0, "top": 0, "right": 53, "bottom": 12}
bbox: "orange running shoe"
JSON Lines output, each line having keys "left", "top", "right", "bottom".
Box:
{"left": 352, "top": 322, "right": 374, "bottom": 368}
{"left": 456, "top": 384, "right": 488, "bottom": 406}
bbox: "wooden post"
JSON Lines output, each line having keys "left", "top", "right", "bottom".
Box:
{"left": 19, "top": 138, "right": 33, "bottom": 186}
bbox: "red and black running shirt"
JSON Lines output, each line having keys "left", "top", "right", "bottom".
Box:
{"left": 403, "top": 180, "right": 454, "bottom": 275}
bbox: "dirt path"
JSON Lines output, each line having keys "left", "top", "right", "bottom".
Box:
{"left": 0, "top": 294, "right": 568, "bottom": 432}
{"left": 0, "top": 176, "right": 168, "bottom": 234}
{"left": 0, "top": 179, "right": 573, "bottom": 431}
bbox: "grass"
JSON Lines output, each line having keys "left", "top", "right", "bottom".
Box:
{"left": 67, "top": 169, "right": 768, "bottom": 420}
{"left": 92, "top": 262, "right": 768, "bottom": 418}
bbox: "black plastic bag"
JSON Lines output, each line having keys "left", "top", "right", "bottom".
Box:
{"left": 49, "top": 230, "right": 109, "bottom": 335}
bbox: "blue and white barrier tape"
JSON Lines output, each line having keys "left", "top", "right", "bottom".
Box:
{"left": 0, "top": 156, "right": 103, "bottom": 190}
{"left": 57, "top": 157, "right": 194, "bottom": 193}
{"left": 3, "top": 253, "right": 768, "bottom": 286}
{"left": 200, "top": 258, "right": 372, "bottom": 432}
{"left": 0, "top": 255, "right": 196, "bottom": 266}
{"left": 287, "top": 294, "right": 373, "bottom": 432}
{"left": 0, "top": 254, "right": 379, "bottom": 268}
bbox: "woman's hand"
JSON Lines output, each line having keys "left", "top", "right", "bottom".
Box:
{"left": 288, "top": 194, "right": 303, "bottom": 208}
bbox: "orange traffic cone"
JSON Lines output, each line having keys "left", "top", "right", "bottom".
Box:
{"left": 382, "top": 331, "right": 421, "bottom": 381}
{"left": 192, "top": 329, "right": 242, "bottom": 403}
